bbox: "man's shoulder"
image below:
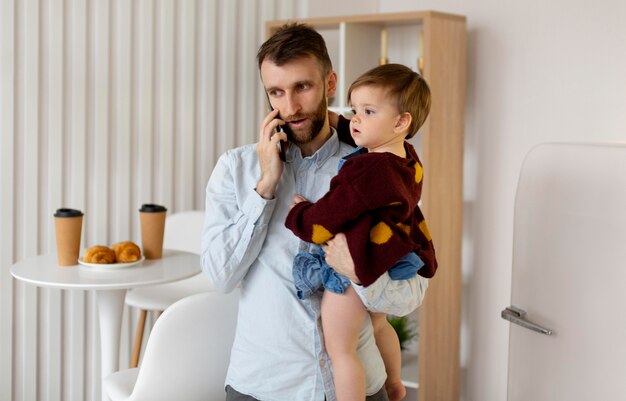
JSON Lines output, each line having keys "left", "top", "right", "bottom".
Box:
{"left": 223, "top": 143, "right": 257, "bottom": 156}
{"left": 338, "top": 141, "right": 356, "bottom": 157}
{"left": 219, "top": 143, "right": 258, "bottom": 164}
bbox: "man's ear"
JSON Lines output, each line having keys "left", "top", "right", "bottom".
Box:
{"left": 326, "top": 71, "right": 338, "bottom": 99}
{"left": 395, "top": 112, "right": 412, "bottom": 132}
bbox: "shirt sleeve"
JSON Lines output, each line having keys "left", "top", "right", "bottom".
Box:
{"left": 201, "top": 151, "right": 276, "bottom": 292}
{"left": 352, "top": 273, "right": 429, "bottom": 316}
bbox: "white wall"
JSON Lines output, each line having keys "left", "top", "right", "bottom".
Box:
{"left": 305, "top": 1, "right": 626, "bottom": 400}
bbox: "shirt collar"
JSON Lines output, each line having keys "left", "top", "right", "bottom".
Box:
{"left": 287, "top": 128, "right": 341, "bottom": 168}
{"left": 343, "top": 146, "right": 367, "bottom": 161}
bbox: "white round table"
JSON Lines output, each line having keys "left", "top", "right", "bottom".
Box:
{"left": 11, "top": 249, "right": 201, "bottom": 401}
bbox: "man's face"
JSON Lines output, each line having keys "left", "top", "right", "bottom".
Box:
{"left": 280, "top": 91, "right": 327, "bottom": 146}
{"left": 261, "top": 56, "right": 333, "bottom": 146}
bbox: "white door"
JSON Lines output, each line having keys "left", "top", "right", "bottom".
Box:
{"left": 504, "top": 143, "right": 626, "bottom": 400}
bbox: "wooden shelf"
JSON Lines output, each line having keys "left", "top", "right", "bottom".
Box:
{"left": 401, "top": 351, "right": 419, "bottom": 389}
{"left": 267, "top": 11, "right": 466, "bottom": 401}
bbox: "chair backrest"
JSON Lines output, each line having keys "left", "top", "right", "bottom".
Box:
{"left": 128, "top": 290, "right": 239, "bottom": 401}
{"left": 163, "top": 210, "right": 205, "bottom": 254}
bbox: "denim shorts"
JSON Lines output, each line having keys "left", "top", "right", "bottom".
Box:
{"left": 292, "top": 249, "right": 424, "bottom": 299}
{"left": 292, "top": 250, "right": 351, "bottom": 299}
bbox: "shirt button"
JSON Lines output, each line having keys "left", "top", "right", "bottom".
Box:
{"left": 299, "top": 172, "right": 305, "bottom": 177}
{"left": 319, "top": 359, "right": 326, "bottom": 367}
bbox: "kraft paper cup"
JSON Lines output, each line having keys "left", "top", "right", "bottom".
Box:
{"left": 139, "top": 204, "right": 167, "bottom": 259}
{"left": 54, "top": 208, "right": 84, "bottom": 266}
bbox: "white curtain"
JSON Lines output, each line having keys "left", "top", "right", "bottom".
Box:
{"left": 0, "top": 0, "right": 298, "bottom": 399}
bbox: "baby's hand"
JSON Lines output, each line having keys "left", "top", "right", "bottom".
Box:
{"left": 290, "top": 194, "right": 308, "bottom": 210}
{"left": 323, "top": 233, "right": 358, "bottom": 283}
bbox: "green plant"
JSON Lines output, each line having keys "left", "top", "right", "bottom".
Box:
{"left": 387, "top": 315, "right": 418, "bottom": 351}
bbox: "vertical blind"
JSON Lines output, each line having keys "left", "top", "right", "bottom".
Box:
{"left": 0, "top": 0, "right": 297, "bottom": 399}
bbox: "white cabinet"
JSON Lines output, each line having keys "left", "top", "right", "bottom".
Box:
{"left": 268, "top": 11, "right": 466, "bottom": 401}
{"left": 505, "top": 143, "right": 626, "bottom": 400}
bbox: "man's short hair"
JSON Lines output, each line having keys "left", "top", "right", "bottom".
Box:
{"left": 257, "top": 23, "right": 333, "bottom": 77}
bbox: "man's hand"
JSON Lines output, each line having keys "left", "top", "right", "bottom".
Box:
{"left": 256, "top": 109, "right": 287, "bottom": 199}
{"left": 323, "top": 233, "right": 360, "bottom": 284}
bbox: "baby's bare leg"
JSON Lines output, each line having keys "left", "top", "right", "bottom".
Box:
{"left": 322, "top": 286, "right": 367, "bottom": 401}
{"left": 370, "top": 313, "right": 406, "bottom": 401}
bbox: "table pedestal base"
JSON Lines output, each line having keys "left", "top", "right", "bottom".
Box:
{"left": 96, "top": 289, "right": 126, "bottom": 401}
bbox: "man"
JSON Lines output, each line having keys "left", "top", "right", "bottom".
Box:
{"left": 201, "top": 23, "right": 428, "bottom": 401}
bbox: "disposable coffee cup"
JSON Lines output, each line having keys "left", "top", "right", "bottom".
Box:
{"left": 139, "top": 204, "right": 167, "bottom": 259}
{"left": 54, "top": 208, "right": 84, "bottom": 266}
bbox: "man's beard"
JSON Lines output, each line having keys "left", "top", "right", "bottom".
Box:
{"left": 280, "top": 96, "right": 327, "bottom": 146}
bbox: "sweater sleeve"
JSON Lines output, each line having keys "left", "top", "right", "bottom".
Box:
{"left": 285, "top": 173, "right": 370, "bottom": 244}
{"left": 285, "top": 155, "right": 407, "bottom": 244}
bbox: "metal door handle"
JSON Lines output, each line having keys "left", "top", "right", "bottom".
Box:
{"left": 501, "top": 305, "right": 553, "bottom": 336}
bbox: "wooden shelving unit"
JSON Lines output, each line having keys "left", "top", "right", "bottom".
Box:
{"left": 267, "top": 11, "right": 466, "bottom": 401}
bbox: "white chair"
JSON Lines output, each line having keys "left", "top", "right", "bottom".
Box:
{"left": 126, "top": 210, "right": 214, "bottom": 367}
{"left": 104, "top": 290, "right": 239, "bottom": 401}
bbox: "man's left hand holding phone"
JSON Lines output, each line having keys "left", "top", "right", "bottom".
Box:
{"left": 255, "top": 92, "right": 288, "bottom": 200}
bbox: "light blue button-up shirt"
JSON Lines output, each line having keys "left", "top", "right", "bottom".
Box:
{"left": 201, "top": 130, "right": 428, "bottom": 401}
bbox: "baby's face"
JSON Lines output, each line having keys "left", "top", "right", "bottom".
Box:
{"left": 349, "top": 86, "right": 404, "bottom": 153}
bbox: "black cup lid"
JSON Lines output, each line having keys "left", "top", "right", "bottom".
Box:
{"left": 54, "top": 208, "right": 83, "bottom": 217}
{"left": 139, "top": 204, "right": 167, "bottom": 213}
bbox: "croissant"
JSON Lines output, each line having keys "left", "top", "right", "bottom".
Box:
{"left": 84, "top": 246, "right": 116, "bottom": 264}
{"left": 112, "top": 241, "right": 142, "bottom": 263}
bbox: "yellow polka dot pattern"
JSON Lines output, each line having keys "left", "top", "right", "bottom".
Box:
{"left": 419, "top": 219, "right": 432, "bottom": 241}
{"left": 415, "top": 163, "right": 423, "bottom": 184}
{"left": 311, "top": 224, "right": 333, "bottom": 244}
{"left": 397, "top": 223, "right": 411, "bottom": 235}
{"left": 370, "top": 222, "right": 393, "bottom": 244}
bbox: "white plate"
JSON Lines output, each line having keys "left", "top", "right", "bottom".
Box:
{"left": 78, "top": 256, "right": 145, "bottom": 270}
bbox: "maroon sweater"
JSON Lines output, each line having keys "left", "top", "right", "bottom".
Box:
{"left": 285, "top": 142, "right": 437, "bottom": 287}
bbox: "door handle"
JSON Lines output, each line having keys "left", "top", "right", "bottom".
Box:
{"left": 501, "top": 305, "right": 553, "bottom": 336}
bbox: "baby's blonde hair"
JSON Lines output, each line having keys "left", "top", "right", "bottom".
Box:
{"left": 347, "top": 64, "right": 431, "bottom": 139}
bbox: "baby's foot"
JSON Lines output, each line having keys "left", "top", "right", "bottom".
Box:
{"left": 385, "top": 378, "right": 406, "bottom": 401}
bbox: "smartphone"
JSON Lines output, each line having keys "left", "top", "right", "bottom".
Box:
{"left": 264, "top": 91, "right": 286, "bottom": 162}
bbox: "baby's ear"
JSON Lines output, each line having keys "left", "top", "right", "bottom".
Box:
{"left": 395, "top": 112, "right": 412, "bottom": 132}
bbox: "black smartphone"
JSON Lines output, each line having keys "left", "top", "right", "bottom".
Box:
{"left": 264, "top": 91, "right": 286, "bottom": 162}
